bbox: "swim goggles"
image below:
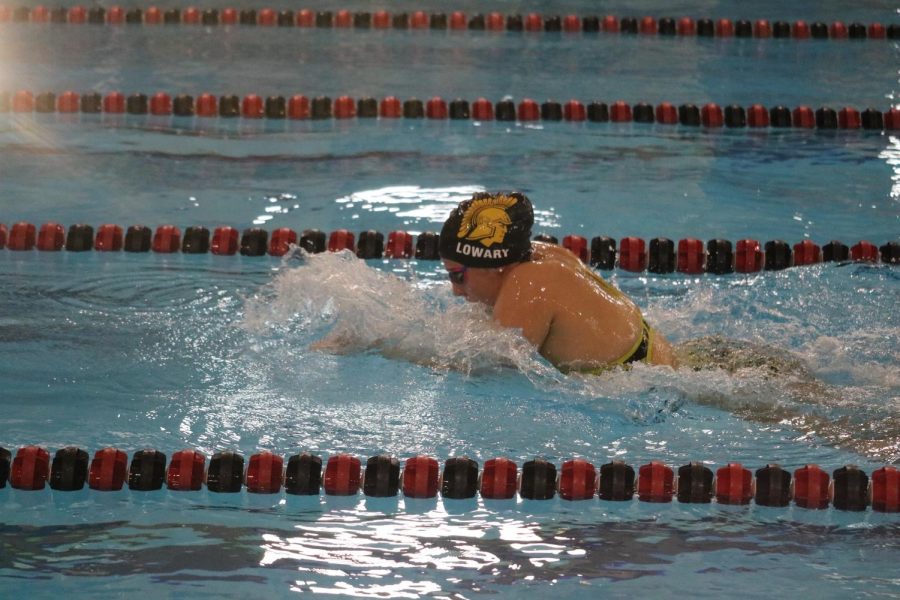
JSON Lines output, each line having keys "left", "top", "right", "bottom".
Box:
{"left": 446, "top": 265, "right": 468, "bottom": 284}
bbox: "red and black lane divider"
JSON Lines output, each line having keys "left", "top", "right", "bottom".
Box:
{"left": 2, "top": 6, "right": 898, "bottom": 41}
{"left": 0, "top": 223, "right": 424, "bottom": 259}
{"left": 2, "top": 445, "right": 898, "bottom": 513}
{"left": 3, "top": 91, "right": 900, "bottom": 131}
{"left": 571, "top": 236, "right": 900, "bottom": 273}
{"left": 1, "top": 222, "right": 898, "bottom": 273}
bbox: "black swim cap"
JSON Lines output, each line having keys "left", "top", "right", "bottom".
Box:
{"left": 439, "top": 192, "right": 534, "bottom": 268}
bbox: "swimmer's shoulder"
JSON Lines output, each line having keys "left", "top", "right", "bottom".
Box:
{"left": 529, "top": 241, "right": 581, "bottom": 266}
{"left": 501, "top": 249, "right": 571, "bottom": 298}
{"left": 527, "top": 243, "right": 591, "bottom": 278}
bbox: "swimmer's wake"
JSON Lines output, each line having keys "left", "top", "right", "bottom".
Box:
{"left": 678, "top": 337, "right": 898, "bottom": 463}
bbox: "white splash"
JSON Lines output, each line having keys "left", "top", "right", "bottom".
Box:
{"left": 242, "top": 249, "right": 560, "bottom": 380}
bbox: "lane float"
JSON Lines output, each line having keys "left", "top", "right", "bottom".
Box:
{"left": 1, "top": 221, "right": 897, "bottom": 272}
{"left": 2, "top": 90, "right": 900, "bottom": 132}
{"left": 3, "top": 444, "right": 899, "bottom": 513}
{"left": 1, "top": 6, "right": 897, "bottom": 41}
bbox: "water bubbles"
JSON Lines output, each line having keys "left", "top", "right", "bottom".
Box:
{"left": 242, "top": 251, "right": 555, "bottom": 379}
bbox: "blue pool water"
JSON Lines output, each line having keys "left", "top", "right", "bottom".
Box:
{"left": 1, "top": 1, "right": 899, "bottom": 598}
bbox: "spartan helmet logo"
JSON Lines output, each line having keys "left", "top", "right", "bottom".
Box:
{"left": 457, "top": 194, "right": 518, "bottom": 247}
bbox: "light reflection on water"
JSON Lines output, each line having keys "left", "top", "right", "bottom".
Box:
{"left": 260, "top": 509, "right": 577, "bottom": 596}
{"left": 336, "top": 185, "right": 482, "bottom": 227}
{"left": 1, "top": 494, "right": 899, "bottom": 598}
{"left": 878, "top": 135, "right": 900, "bottom": 202}
{"left": 334, "top": 184, "right": 561, "bottom": 230}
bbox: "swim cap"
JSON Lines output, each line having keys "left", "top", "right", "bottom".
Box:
{"left": 439, "top": 192, "right": 534, "bottom": 268}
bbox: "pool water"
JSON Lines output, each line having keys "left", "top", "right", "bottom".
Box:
{"left": 1, "top": 1, "right": 899, "bottom": 598}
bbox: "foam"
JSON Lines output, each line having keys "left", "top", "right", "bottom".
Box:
{"left": 242, "top": 249, "right": 560, "bottom": 381}
{"left": 805, "top": 334, "right": 900, "bottom": 389}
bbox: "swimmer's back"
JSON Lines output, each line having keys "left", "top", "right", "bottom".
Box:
{"left": 499, "top": 243, "right": 676, "bottom": 370}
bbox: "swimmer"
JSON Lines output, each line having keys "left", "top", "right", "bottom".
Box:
{"left": 438, "top": 196, "right": 899, "bottom": 460}
{"left": 301, "top": 192, "right": 896, "bottom": 460}
{"left": 438, "top": 191, "right": 678, "bottom": 373}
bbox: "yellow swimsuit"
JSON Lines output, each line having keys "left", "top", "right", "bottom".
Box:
{"left": 613, "top": 318, "right": 654, "bottom": 365}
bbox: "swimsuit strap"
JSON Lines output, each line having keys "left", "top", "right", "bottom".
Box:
{"left": 585, "top": 268, "right": 628, "bottom": 301}
{"left": 621, "top": 319, "right": 652, "bottom": 365}
{"left": 579, "top": 320, "right": 653, "bottom": 375}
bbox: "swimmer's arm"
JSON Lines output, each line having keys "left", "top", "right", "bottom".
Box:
{"left": 310, "top": 329, "right": 476, "bottom": 370}
{"left": 309, "top": 329, "right": 372, "bottom": 354}
{"left": 309, "top": 327, "right": 439, "bottom": 364}
{"left": 492, "top": 271, "right": 554, "bottom": 352}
